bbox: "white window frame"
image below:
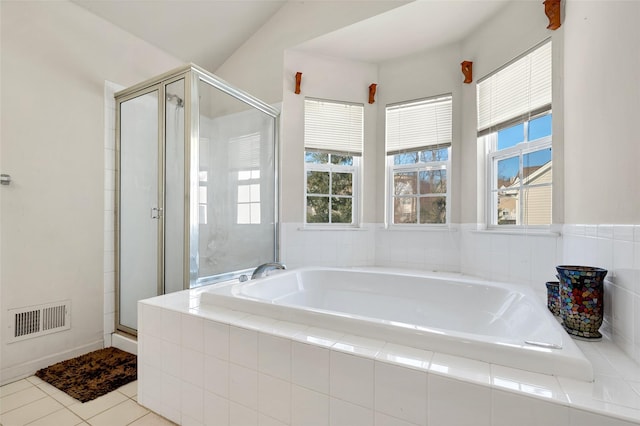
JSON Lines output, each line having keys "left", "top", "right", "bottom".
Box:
{"left": 386, "top": 149, "right": 450, "bottom": 227}
{"left": 484, "top": 118, "right": 552, "bottom": 228}
{"left": 304, "top": 151, "right": 360, "bottom": 226}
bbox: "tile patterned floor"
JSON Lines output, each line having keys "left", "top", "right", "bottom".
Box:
{"left": 0, "top": 376, "right": 176, "bottom": 426}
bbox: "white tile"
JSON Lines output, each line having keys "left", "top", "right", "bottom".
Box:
{"left": 292, "top": 342, "right": 330, "bottom": 394}
{"left": 161, "top": 308, "right": 182, "bottom": 345}
{"left": 258, "top": 413, "right": 287, "bottom": 426}
{"left": 0, "top": 384, "right": 48, "bottom": 413}
{"left": 141, "top": 304, "right": 163, "bottom": 338}
{"left": 161, "top": 340, "right": 181, "bottom": 377}
{"left": 374, "top": 361, "right": 427, "bottom": 425}
{"left": 204, "top": 354, "right": 229, "bottom": 398}
{"left": 428, "top": 375, "right": 490, "bottom": 426}
{"left": 229, "top": 364, "right": 258, "bottom": 410}
{"left": 116, "top": 381, "right": 137, "bottom": 398}
{"left": 204, "top": 320, "right": 229, "bottom": 361}
{"left": 558, "top": 374, "right": 640, "bottom": 409}
{"left": 181, "top": 313, "right": 204, "bottom": 353}
{"left": 37, "top": 384, "right": 80, "bottom": 407}
{"left": 67, "top": 391, "right": 129, "bottom": 420}
{"left": 375, "top": 343, "right": 432, "bottom": 371}
{"left": 159, "top": 373, "right": 182, "bottom": 423}
{"left": 129, "top": 412, "right": 177, "bottom": 425}
{"left": 27, "top": 407, "right": 84, "bottom": 426}
{"left": 258, "top": 374, "right": 291, "bottom": 425}
{"left": 0, "top": 379, "right": 33, "bottom": 398}
{"left": 291, "top": 385, "right": 329, "bottom": 426}
{"left": 258, "top": 333, "right": 291, "bottom": 381}
{"left": 374, "top": 412, "right": 420, "bottom": 426}
{"left": 428, "top": 353, "right": 491, "bottom": 386}
{"left": 293, "top": 327, "right": 344, "bottom": 348}
{"left": 569, "top": 408, "right": 640, "bottom": 426}
{"left": 180, "top": 382, "right": 204, "bottom": 425}
{"left": 492, "top": 388, "right": 569, "bottom": 426}
{"left": 329, "top": 397, "right": 374, "bottom": 426}
{"left": 181, "top": 347, "right": 204, "bottom": 387}
{"left": 330, "top": 350, "right": 374, "bottom": 409}
{"left": 229, "top": 401, "right": 258, "bottom": 426}
{"left": 86, "top": 399, "right": 148, "bottom": 426}
{"left": 0, "top": 395, "right": 62, "bottom": 425}
{"left": 491, "top": 365, "right": 568, "bottom": 402}
{"left": 204, "top": 390, "right": 229, "bottom": 426}
{"left": 230, "top": 326, "right": 258, "bottom": 370}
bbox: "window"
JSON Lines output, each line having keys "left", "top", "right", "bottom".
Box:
{"left": 304, "top": 99, "right": 363, "bottom": 225}
{"left": 386, "top": 95, "right": 452, "bottom": 225}
{"left": 478, "top": 40, "right": 552, "bottom": 226}
{"left": 229, "top": 133, "right": 262, "bottom": 225}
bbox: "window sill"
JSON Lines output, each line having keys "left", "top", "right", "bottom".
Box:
{"left": 470, "top": 227, "right": 560, "bottom": 237}
{"left": 383, "top": 224, "right": 457, "bottom": 232}
{"left": 297, "top": 225, "right": 369, "bottom": 231}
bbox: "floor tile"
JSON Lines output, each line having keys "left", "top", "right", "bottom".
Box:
{"left": 0, "top": 380, "right": 33, "bottom": 398}
{"left": 0, "top": 395, "right": 62, "bottom": 426}
{"left": 67, "top": 391, "right": 128, "bottom": 420}
{"left": 26, "top": 407, "right": 84, "bottom": 426}
{"left": 116, "top": 381, "right": 137, "bottom": 398}
{"left": 0, "top": 386, "right": 48, "bottom": 414}
{"left": 128, "top": 412, "right": 178, "bottom": 425}
{"left": 86, "top": 399, "right": 148, "bottom": 426}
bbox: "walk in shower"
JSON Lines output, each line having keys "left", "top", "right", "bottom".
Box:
{"left": 115, "top": 64, "right": 279, "bottom": 334}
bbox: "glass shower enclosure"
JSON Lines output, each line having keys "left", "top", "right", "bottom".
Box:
{"left": 115, "top": 64, "right": 279, "bottom": 334}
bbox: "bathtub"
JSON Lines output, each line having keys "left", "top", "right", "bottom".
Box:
{"left": 199, "top": 266, "right": 593, "bottom": 381}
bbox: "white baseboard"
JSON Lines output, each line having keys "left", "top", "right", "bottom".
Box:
{"left": 111, "top": 333, "right": 137, "bottom": 355}
{"left": 0, "top": 340, "right": 104, "bottom": 386}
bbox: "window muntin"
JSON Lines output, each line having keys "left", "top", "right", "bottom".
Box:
{"left": 385, "top": 95, "right": 452, "bottom": 226}
{"left": 303, "top": 99, "right": 363, "bottom": 226}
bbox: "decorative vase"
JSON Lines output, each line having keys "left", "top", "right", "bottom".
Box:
{"left": 545, "top": 281, "right": 560, "bottom": 316}
{"left": 555, "top": 265, "right": 607, "bottom": 340}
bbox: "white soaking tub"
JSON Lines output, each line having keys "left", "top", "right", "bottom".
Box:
{"left": 199, "top": 267, "right": 593, "bottom": 381}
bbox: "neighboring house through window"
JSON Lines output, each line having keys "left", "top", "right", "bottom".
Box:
{"left": 304, "top": 98, "right": 363, "bottom": 225}
{"left": 385, "top": 94, "right": 452, "bottom": 225}
{"left": 477, "top": 40, "right": 552, "bottom": 226}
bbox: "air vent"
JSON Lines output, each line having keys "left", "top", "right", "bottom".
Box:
{"left": 8, "top": 301, "right": 71, "bottom": 343}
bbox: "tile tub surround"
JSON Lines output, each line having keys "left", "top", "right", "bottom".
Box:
{"left": 138, "top": 289, "right": 640, "bottom": 426}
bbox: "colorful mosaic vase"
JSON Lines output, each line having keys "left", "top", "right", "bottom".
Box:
{"left": 555, "top": 265, "right": 607, "bottom": 340}
{"left": 545, "top": 281, "right": 560, "bottom": 316}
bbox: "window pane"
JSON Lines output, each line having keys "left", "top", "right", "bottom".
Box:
{"left": 250, "top": 203, "right": 261, "bottom": 224}
{"left": 419, "top": 147, "right": 449, "bottom": 162}
{"left": 237, "top": 204, "right": 250, "bottom": 224}
{"left": 420, "top": 197, "right": 446, "bottom": 224}
{"left": 419, "top": 170, "right": 446, "bottom": 194}
{"left": 497, "top": 189, "right": 519, "bottom": 225}
{"left": 393, "top": 152, "right": 420, "bottom": 165}
{"left": 331, "top": 197, "right": 352, "bottom": 223}
{"left": 523, "top": 148, "right": 552, "bottom": 181}
{"left": 332, "top": 172, "right": 352, "bottom": 195}
{"left": 250, "top": 184, "right": 260, "bottom": 202}
{"left": 393, "top": 197, "right": 417, "bottom": 223}
{"left": 394, "top": 172, "right": 417, "bottom": 195}
{"left": 330, "top": 154, "right": 353, "bottom": 166}
{"left": 496, "top": 156, "right": 519, "bottom": 189}
{"left": 306, "top": 196, "right": 329, "bottom": 223}
{"left": 497, "top": 123, "right": 524, "bottom": 150}
{"left": 522, "top": 186, "right": 552, "bottom": 225}
{"left": 528, "top": 114, "right": 552, "bottom": 140}
{"left": 305, "top": 151, "right": 328, "bottom": 164}
{"left": 307, "top": 171, "right": 329, "bottom": 194}
{"left": 237, "top": 185, "right": 250, "bottom": 203}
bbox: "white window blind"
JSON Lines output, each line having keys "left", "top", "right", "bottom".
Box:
{"left": 304, "top": 99, "right": 363, "bottom": 155}
{"left": 477, "top": 40, "right": 551, "bottom": 134}
{"left": 229, "top": 132, "right": 261, "bottom": 169}
{"left": 386, "top": 95, "right": 452, "bottom": 154}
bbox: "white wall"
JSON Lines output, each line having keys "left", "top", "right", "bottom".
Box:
{"left": 0, "top": 0, "right": 182, "bottom": 384}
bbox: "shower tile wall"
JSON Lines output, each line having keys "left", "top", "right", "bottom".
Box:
{"left": 104, "top": 81, "right": 124, "bottom": 347}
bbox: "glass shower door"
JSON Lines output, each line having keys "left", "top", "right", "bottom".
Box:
{"left": 118, "top": 90, "right": 160, "bottom": 332}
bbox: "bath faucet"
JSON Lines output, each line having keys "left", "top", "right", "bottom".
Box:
{"left": 251, "top": 262, "right": 286, "bottom": 279}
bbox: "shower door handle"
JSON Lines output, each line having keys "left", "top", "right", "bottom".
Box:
{"left": 151, "top": 207, "right": 163, "bottom": 219}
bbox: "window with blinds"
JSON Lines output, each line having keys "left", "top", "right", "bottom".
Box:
{"left": 477, "top": 40, "right": 552, "bottom": 136}
{"left": 304, "top": 98, "right": 363, "bottom": 226}
{"left": 385, "top": 95, "right": 452, "bottom": 226}
{"left": 478, "top": 40, "right": 553, "bottom": 227}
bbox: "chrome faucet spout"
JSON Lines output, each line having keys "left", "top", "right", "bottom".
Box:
{"left": 251, "top": 262, "right": 286, "bottom": 279}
